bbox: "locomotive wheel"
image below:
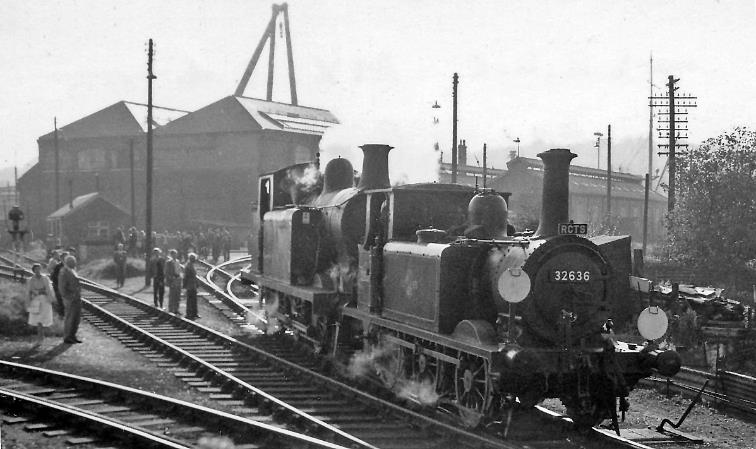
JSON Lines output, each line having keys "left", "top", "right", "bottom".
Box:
{"left": 455, "top": 356, "right": 491, "bottom": 427}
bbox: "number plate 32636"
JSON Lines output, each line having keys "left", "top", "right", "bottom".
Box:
{"left": 552, "top": 270, "right": 591, "bottom": 282}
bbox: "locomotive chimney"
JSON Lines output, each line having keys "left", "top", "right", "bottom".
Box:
{"left": 534, "top": 148, "right": 576, "bottom": 238}
{"left": 357, "top": 144, "right": 393, "bottom": 190}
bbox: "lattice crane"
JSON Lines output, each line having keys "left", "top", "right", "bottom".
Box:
{"left": 235, "top": 3, "right": 298, "bottom": 105}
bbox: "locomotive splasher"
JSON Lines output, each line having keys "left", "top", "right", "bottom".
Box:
{"left": 246, "top": 144, "right": 682, "bottom": 432}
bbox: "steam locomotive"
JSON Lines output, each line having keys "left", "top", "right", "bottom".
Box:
{"left": 243, "top": 145, "right": 681, "bottom": 430}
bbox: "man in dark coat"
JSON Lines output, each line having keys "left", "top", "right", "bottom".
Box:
{"left": 183, "top": 253, "right": 199, "bottom": 319}
{"left": 128, "top": 227, "right": 138, "bottom": 257}
{"left": 58, "top": 255, "right": 82, "bottom": 344}
{"left": 113, "top": 243, "right": 127, "bottom": 288}
{"left": 165, "top": 249, "right": 182, "bottom": 315}
{"left": 50, "top": 251, "right": 68, "bottom": 317}
{"left": 150, "top": 248, "right": 166, "bottom": 308}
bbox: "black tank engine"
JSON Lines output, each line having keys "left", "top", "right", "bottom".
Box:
{"left": 244, "top": 144, "right": 681, "bottom": 430}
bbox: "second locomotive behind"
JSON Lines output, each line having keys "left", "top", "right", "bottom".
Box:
{"left": 244, "top": 144, "right": 681, "bottom": 430}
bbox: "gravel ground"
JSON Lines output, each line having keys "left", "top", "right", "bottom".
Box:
{"left": 4, "top": 273, "right": 756, "bottom": 448}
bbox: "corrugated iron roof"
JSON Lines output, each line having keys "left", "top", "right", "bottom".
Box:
{"left": 47, "top": 192, "right": 100, "bottom": 219}
{"left": 508, "top": 156, "right": 644, "bottom": 183}
{"left": 508, "top": 158, "right": 667, "bottom": 201}
{"left": 235, "top": 96, "right": 339, "bottom": 135}
{"left": 47, "top": 192, "right": 129, "bottom": 219}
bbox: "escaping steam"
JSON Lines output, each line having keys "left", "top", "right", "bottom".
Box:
{"left": 282, "top": 163, "right": 323, "bottom": 204}
{"left": 343, "top": 341, "right": 440, "bottom": 407}
{"left": 246, "top": 293, "right": 281, "bottom": 335}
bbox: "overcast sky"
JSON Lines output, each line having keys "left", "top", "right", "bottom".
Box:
{"left": 2, "top": 0, "right": 755, "bottom": 183}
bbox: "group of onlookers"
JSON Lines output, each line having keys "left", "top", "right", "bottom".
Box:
{"left": 148, "top": 248, "right": 200, "bottom": 319}
{"left": 113, "top": 226, "right": 234, "bottom": 264}
{"left": 26, "top": 250, "right": 83, "bottom": 344}
{"left": 25, "top": 240, "right": 206, "bottom": 344}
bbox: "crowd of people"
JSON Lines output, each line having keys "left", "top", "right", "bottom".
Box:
{"left": 111, "top": 226, "right": 235, "bottom": 263}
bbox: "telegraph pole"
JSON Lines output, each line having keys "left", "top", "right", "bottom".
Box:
{"left": 606, "top": 124, "right": 612, "bottom": 217}
{"left": 130, "top": 139, "right": 135, "bottom": 227}
{"left": 451, "top": 73, "right": 459, "bottom": 184}
{"left": 482, "top": 143, "right": 487, "bottom": 189}
{"left": 54, "top": 117, "right": 60, "bottom": 209}
{"left": 649, "top": 75, "right": 696, "bottom": 212}
{"left": 643, "top": 173, "right": 650, "bottom": 254}
{"left": 648, "top": 53, "right": 653, "bottom": 178}
{"left": 145, "top": 39, "right": 156, "bottom": 286}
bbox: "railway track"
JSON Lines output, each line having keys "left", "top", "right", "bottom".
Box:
{"left": 0, "top": 260, "right": 508, "bottom": 449}
{"left": 0, "top": 254, "right": 681, "bottom": 448}
{"left": 192, "top": 257, "right": 260, "bottom": 330}
{"left": 189, "top": 258, "right": 672, "bottom": 449}
{"left": 0, "top": 360, "right": 347, "bottom": 449}
{"left": 643, "top": 366, "right": 756, "bottom": 416}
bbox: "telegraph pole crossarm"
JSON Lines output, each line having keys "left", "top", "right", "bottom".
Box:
{"left": 648, "top": 75, "right": 697, "bottom": 212}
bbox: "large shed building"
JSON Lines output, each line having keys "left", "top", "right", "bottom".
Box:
{"left": 489, "top": 156, "right": 667, "bottom": 246}
{"left": 18, "top": 96, "right": 338, "bottom": 240}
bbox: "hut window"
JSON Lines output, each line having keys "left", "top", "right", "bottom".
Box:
{"left": 87, "top": 221, "right": 110, "bottom": 239}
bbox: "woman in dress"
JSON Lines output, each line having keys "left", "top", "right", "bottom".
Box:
{"left": 27, "top": 263, "right": 55, "bottom": 342}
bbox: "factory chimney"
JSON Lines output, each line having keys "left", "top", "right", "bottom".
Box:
{"left": 357, "top": 144, "right": 393, "bottom": 190}
{"left": 534, "top": 148, "right": 576, "bottom": 238}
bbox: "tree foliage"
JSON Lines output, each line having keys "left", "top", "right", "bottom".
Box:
{"left": 666, "top": 127, "right": 756, "bottom": 291}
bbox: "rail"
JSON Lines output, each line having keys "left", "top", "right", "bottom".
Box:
{"left": 643, "top": 366, "right": 756, "bottom": 416}
{"left": 0, "top": 360, "right": 350, "bottom": 449}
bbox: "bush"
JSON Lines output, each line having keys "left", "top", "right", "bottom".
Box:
{"left": 78, "top": 257, "right": 146, "bottom": 280}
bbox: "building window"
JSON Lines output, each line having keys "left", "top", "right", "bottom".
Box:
{"left": 48, "top": 220, "right": 60, "bottom": 237}
{"left": 78, "top": 148, "right": 107, "bottom": 170}
{"left": 87, "top": 221, "right": 110, "bottom": 239}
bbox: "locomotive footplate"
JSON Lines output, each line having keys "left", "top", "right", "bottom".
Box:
{"left": 244, "top": 271, "right": 336, "bottom": 303}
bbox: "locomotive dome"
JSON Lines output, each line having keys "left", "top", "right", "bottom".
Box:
{"left": 323, "top": 157, "right": 355, "bottom": 192}
{"left": 467, "top": 191, "right": 508, "bottom": 239}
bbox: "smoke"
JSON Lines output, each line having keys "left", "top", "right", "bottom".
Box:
{"left": 343, "top": 342, "right": 440, "bottom": 407}
{"left": 246, "top": 294, "right": 281, "bottom": 335}
{"left": 282, "top": 163, "right": 323, "bottom": 204}
{"left": 397, "top": 379, "right": 440, "bottom": 406}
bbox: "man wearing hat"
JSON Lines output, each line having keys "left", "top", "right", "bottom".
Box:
{"left": 183, "top": 253, "right": 200, "bottom": 320}
{"left": 164, "top": 249, "right": 183, "bottom": 314}
{"left": 149, "top": 248, "right": 166, "bottom": 308}
{"left": 58, "top": 255, "right": 82, "bottom": 344}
